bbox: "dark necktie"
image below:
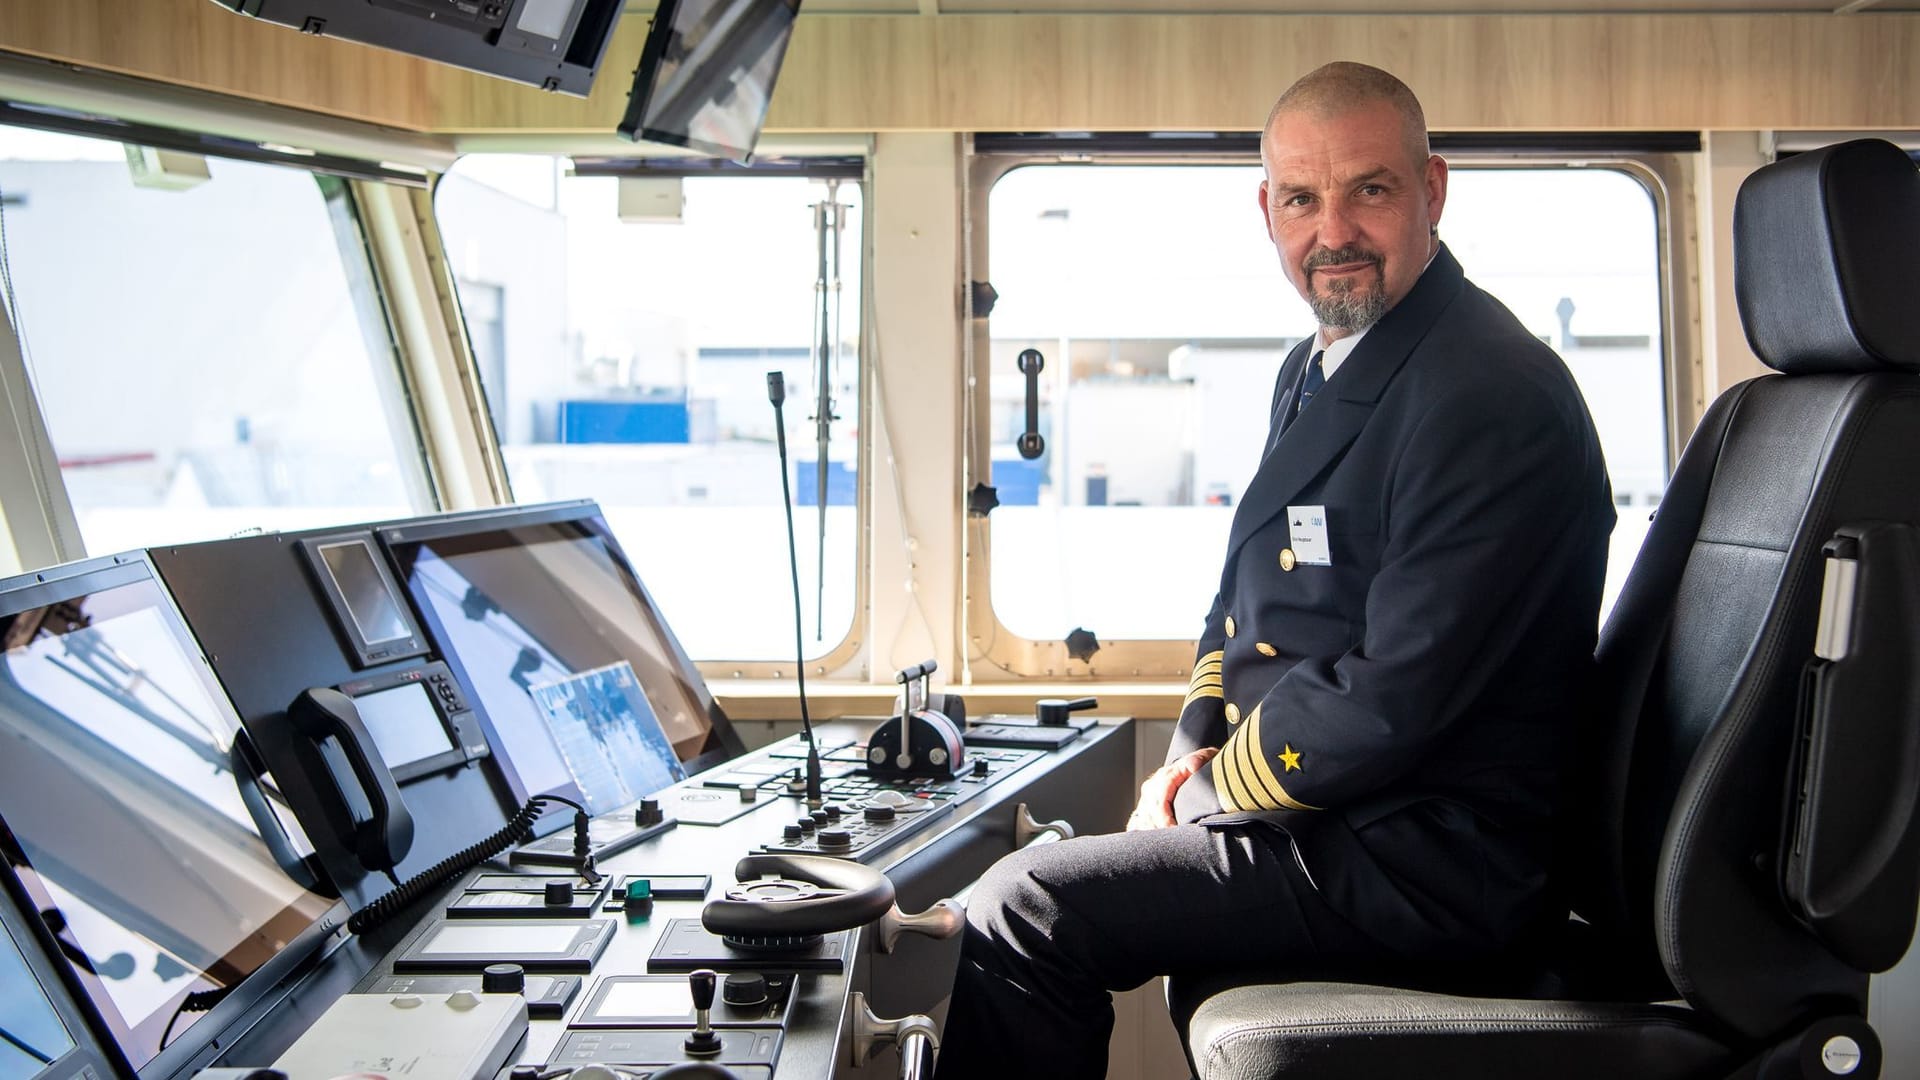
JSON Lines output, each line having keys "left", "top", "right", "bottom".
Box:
{"left": 1296, "top": 350, "right": 1326, "bottom": 416}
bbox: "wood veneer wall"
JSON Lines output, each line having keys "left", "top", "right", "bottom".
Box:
{"left": 1, "top": 1, "right": 1915, "bottom": 135}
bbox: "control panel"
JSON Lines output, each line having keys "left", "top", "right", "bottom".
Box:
{"left": 745, "top": 746, "right": 1044, "bottom": 860}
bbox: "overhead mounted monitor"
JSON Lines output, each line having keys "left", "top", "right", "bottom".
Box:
{"left": 378, "top": 502, "right": 745, "bottom": 817}
{"left": 0, "top": 555, "right": 340, "bottom": 1077}
{"left": 618, "top": 0, "right": 803, "bottom": 162}
{"left": 206, "top": 0, "right": 623, "bottom": 97}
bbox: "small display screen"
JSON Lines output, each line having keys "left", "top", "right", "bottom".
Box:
{"left": 419, "top": 922, "right": 578, "bottom": 956}
{"left": 514, "top": 0, "right": 575, "bottom": 39}
{"left": 384, "top": 514, "right": 725, "bottom": 809}
{"left": 528, "top": 662, "right": 686, "bottom": 816}
{"left": 0, "top": 568, "right": 335, "bottom": 1069}
{"left": 621, "top": 0, "right": 801, "bottom": 161}
{"left": 352, "top": 682, "right": 455, "bottom": 769}
{"left": 0, "top": 919, "right": 75, "bottom": 1080}
{"left": 599, "top": 980, "right": 690, "bottom": 1020}
{"left": 318, "top": 540, "right": 412, "bottom": 646}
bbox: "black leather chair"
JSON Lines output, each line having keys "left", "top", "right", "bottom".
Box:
{"left": 1168, "top": 139, "right": 1920, "bottom": 1080}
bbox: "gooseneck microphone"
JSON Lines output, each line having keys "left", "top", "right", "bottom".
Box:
{"left": 768, "top": 371, "right": 824, "bottom": 810}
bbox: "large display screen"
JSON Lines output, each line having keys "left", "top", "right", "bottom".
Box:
{"left": 381, "top": 507, "right": 739, "bottom": 811}
{"left": 0, "top": 561, "right": 337, "bottom": 1071}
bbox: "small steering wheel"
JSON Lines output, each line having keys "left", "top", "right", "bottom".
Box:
{"left": 701, "top": 854, "right": 896, "bottom": 938}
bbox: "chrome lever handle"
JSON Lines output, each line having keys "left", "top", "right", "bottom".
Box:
{"left": 1014, "top": 802, "right": 1074, "bottom": 849}
{"left": 876, "top": 898, "right": 965, "bottom": 954}
{"left": 850, "top": 992, "right": 941, "bottom": 1079}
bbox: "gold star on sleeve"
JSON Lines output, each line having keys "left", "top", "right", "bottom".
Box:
{"left": 1210, "top": 705, "right": 1319, "bottom": 812}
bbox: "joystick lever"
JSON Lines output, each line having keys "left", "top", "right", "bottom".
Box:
{"left": 684, "top": 969, "right": 722, "bottom": 1056}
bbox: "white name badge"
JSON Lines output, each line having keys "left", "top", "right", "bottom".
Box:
{"left": 1286, "top": 505, "right": 1333, "bottom": 566}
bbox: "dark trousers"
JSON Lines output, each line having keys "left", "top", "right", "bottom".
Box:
{"left": 935, "top": 824, "right": 1384, "bottom": 1080}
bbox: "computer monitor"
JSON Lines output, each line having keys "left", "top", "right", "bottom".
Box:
{"left": 207, "top": 0, "right": 622, "bottom": 98}
{"left": 378, "top": 502, "right": 745, "bottom": 817}
{"left": 0, "top": 555, "right": 341, "bottom": 1077}
{"left": 618, "top": 0, "right": 803, "bottom": 162}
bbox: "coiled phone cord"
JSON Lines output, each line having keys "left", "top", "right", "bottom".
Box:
{"left": 347, "top": 795, "right": 597, "bottom": 936}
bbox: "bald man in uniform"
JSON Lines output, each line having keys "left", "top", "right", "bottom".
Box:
{"left": 935, "top": 62, "right": 1614, "bottom": 1079}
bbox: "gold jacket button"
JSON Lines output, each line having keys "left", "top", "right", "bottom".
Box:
{"left": 1279, "top": 548, "right": 1297, "bottom": 572}
{"left": 1225, "top": 702, "right": 1241, "bottom": 724}
{"left": 1225, "top": 615, "right": 1236, "bottom": 638}
{"left": 1256, "top": 642, "right": 1278, "bottom": 657}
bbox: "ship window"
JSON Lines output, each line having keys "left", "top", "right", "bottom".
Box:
{"left": 0, "top": 126, "right": 432, "bottom": 557}
{"left": 975, "top": 162, "right": 1666, "bottom": 656}
{"left": 433, "top": 159, "right": 864, "bottom": 663}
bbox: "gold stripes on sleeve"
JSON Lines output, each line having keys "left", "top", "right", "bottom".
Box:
{"left": 1182, "top": 650, "right": 1224, "bottom": 713}
{"left": 1211, "top": 704, "right": 1320, "bottom": 812}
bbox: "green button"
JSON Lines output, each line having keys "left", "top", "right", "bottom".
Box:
{"left": 626, "top": 879, "right": 652, "bottom": 902}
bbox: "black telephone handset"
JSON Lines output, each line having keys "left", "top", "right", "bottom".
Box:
{"left": 286, "top": 687, "right": 415, "bottom": 874}
{"left": 228, "top": 729, "right": 331, "bottom": 895}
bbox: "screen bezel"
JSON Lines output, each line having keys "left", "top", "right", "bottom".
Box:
{"left": 297, "top": 533, "right": 429, "bottom": 669}
{"left": 0, "top": 553, "right": 348, "bottom": 1080}
{"left": 617, "top": 0, "right": 802, "bottom": 162}
{"left": 376, "top": 501, "right": 745, "bottom": 815}
{"left": 0, "top": 858, "right": 118, "bottom": 1080}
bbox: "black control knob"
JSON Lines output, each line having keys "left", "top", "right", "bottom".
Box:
{"left": 822, "top": 804, "right": 844, "bottom": 820}
{"left": 482, "top": 963, "right": 526, "bottom": 994}
{"left": 1035, "top": 696, "right": 1098, "bottom": 726}
{"left": 722, "top": 971, "right": 769, "bottom": 1007}
{"left": 817, "top": 829, "right": 853, "bottom": 850}
{"left": 864, "top": 805, "right": 896, "bottom": 823}
{"left": 509, "top": 1067, "right": 543, "bottom": 1080}
{"left": 809, "top": 810, "right": 831, "bottom": 826}
{"left": 782, "top": 823, "right": 804, "bottom": 841}
{"left": 796, "top": 817, "right": 817, "bottom": 833}
{"left": 635, "top": 798, "right": 665, "bottom": 827}
{"left": 972, "top": 758, "right": 991, "bottom": 777}
{"left": 689, "top": 969, "right": 717, "bottom": 1011}
{"left": 544, "top": 880, "right": 573, "bottom": 907}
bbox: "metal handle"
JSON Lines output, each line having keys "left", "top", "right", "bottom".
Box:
{"left": 850, "top": 992, "right": 940, "bottom": 1078}
{"left": 1014, "top": 802, "right": 1074, "bottom": 849}
{"left": 876, "top": 898, "right": 965, "bottom": 954}
{"left": 899, "top": 1029, "right": 937, "bottom": 1080}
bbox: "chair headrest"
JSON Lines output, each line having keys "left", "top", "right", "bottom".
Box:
{"left": 1735, "top": 139, "right": 1920, "bottom": 375}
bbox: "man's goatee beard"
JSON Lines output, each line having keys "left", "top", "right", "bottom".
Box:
{"left": 1309, "top": 282, "right": 1389, "bottom": 332}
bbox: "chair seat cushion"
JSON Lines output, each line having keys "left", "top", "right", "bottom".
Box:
{"left": 1179, "top": 981, "right": 1736, "bottom": 1080}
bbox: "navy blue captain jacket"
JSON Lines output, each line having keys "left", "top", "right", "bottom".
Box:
{"left": 1169, "top": 244, "right": 1616, "bottom": 956}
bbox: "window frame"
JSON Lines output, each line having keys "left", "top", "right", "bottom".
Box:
{"left": 962, "top": 142, "right": 1692, "bottom": 682}
{"left": 0, "top": 124, "right": 442, "bottom": 567}
{"left": 426, "top": 157, "right": 878, "bottom": 679}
